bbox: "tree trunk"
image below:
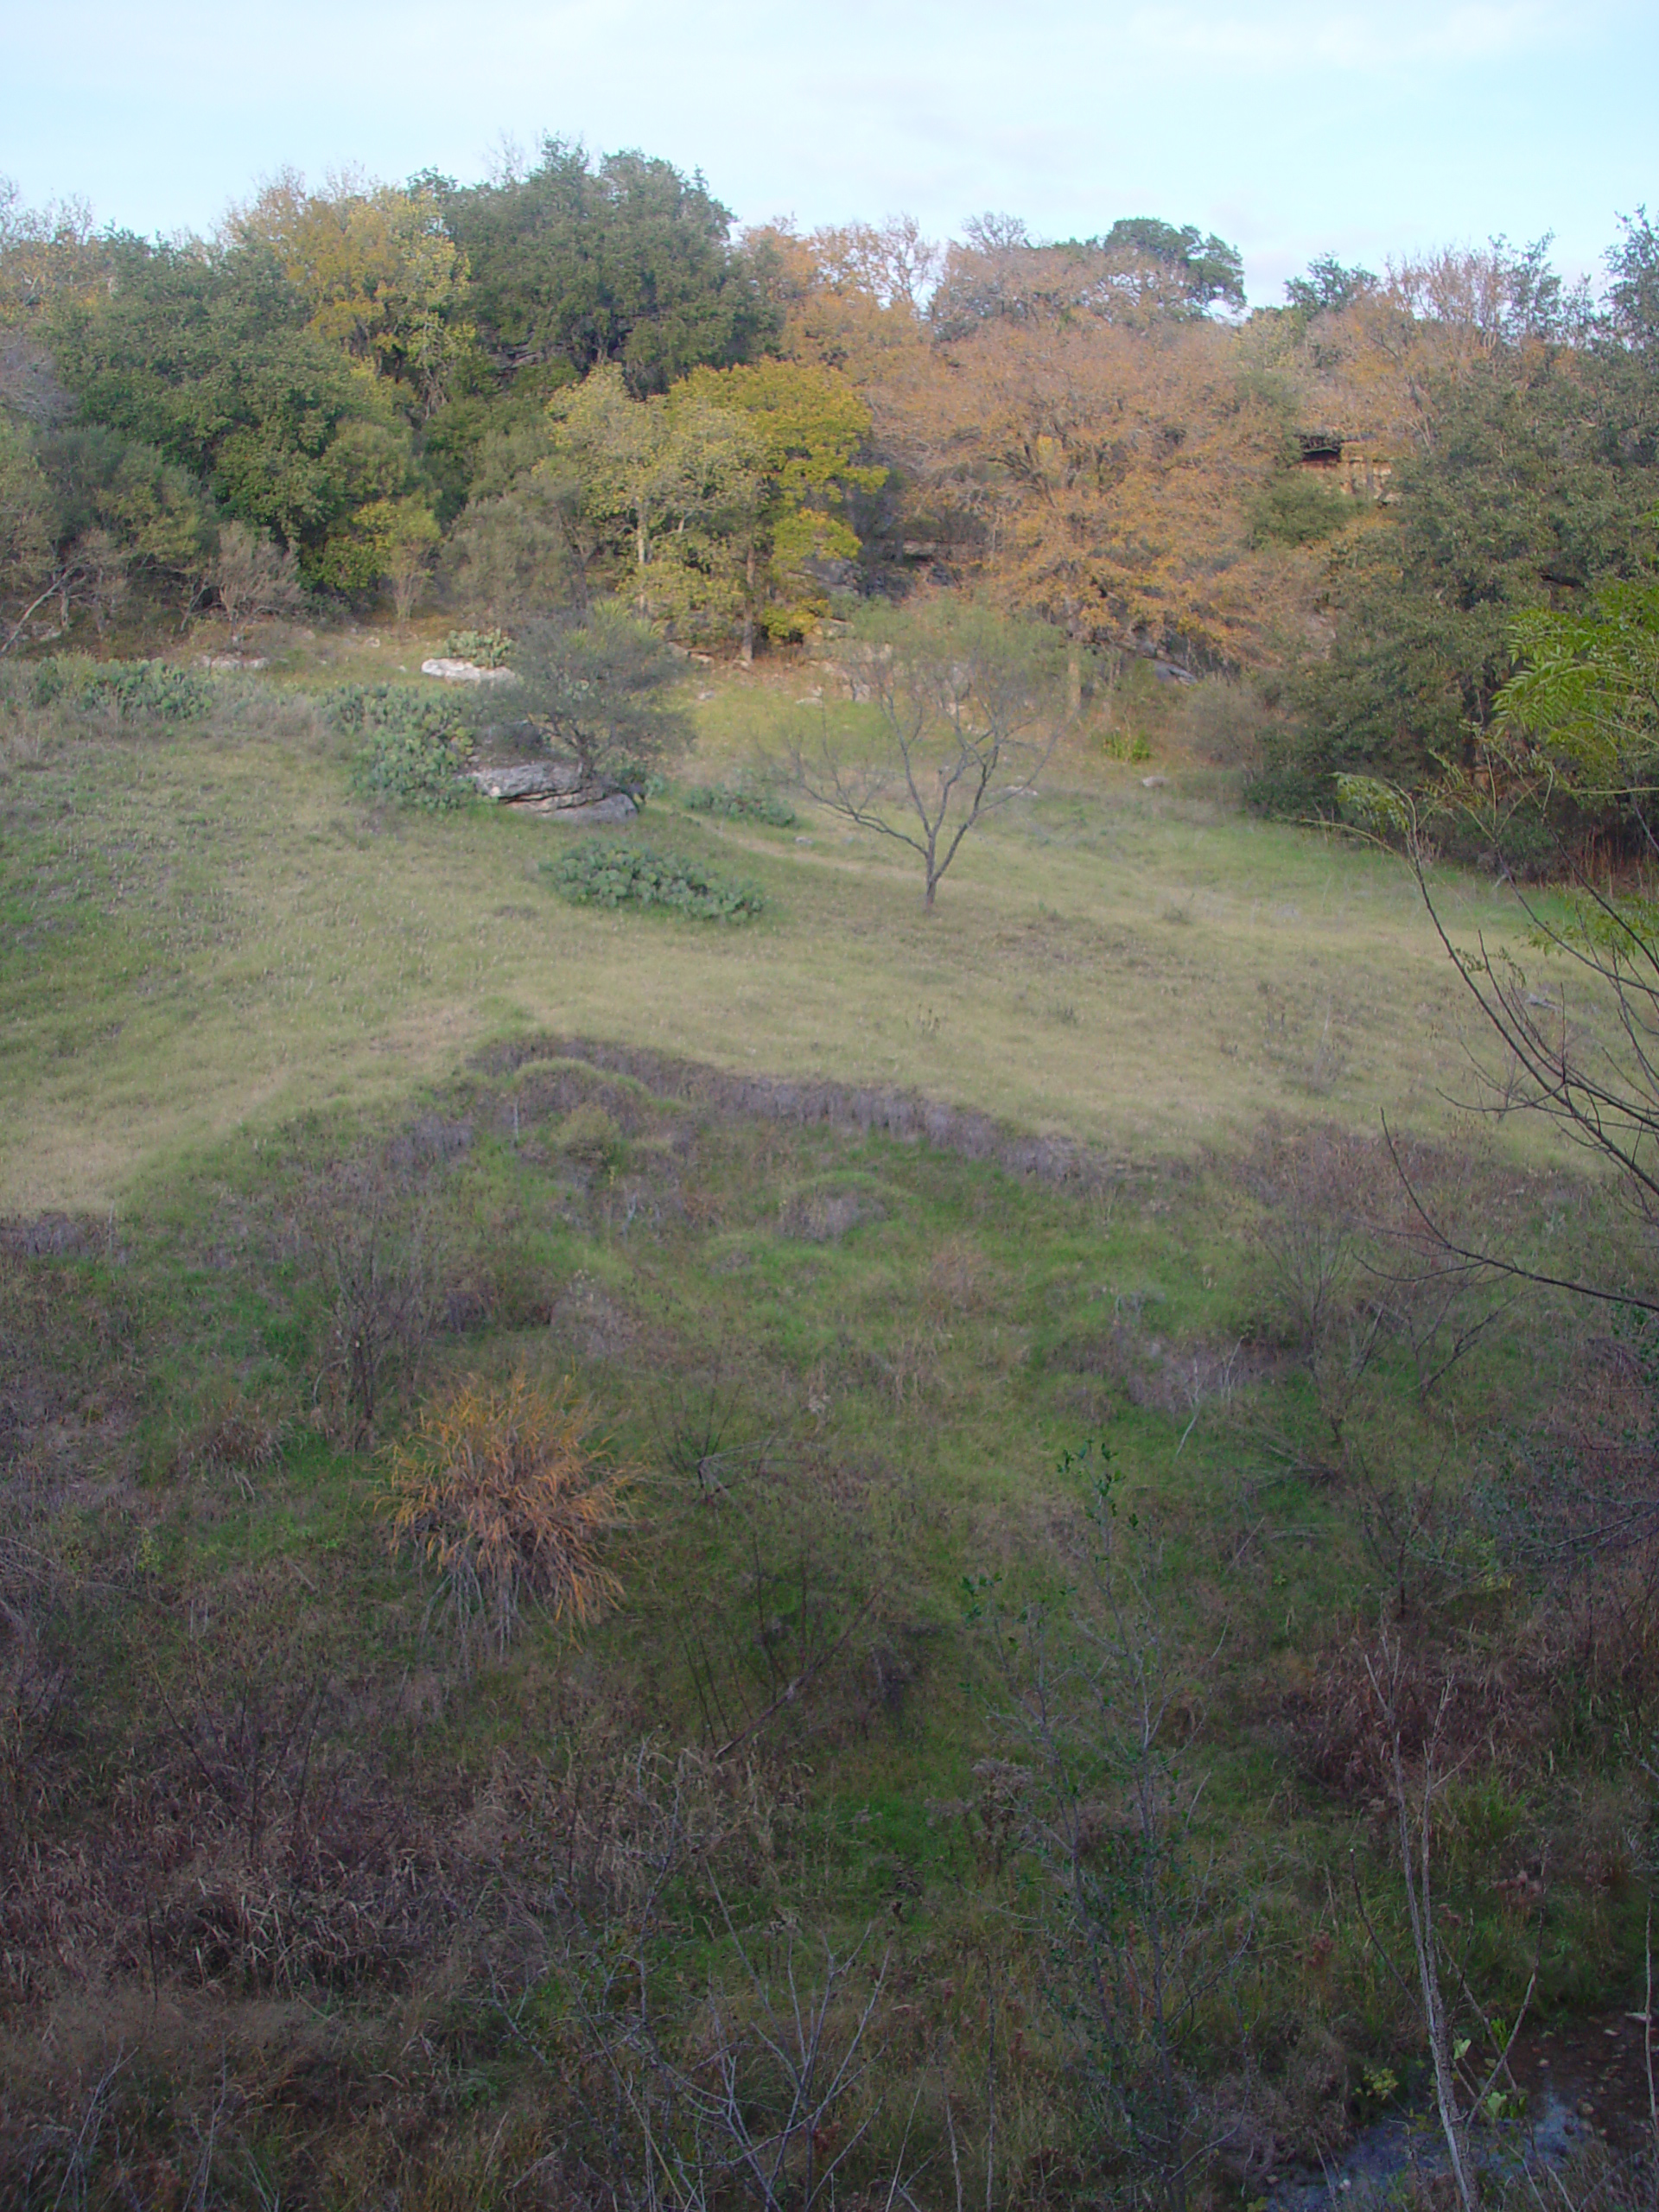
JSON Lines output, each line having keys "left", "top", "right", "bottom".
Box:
{"left": 1395, "top": 1730, "right": 1481, "bottom": 2211}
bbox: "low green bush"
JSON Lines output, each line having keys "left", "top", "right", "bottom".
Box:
{"left": 442, "top": 626, "right": 513, "bottom": 669}
{"left": 543, "top": 840, "right": 766, "bottom": 922}
{"left": 327, "top": 683, "right": 473, "bottom": 810}
{"left": 682, "top": 781, "right": 798, "bottom": 827}
{"left": 353, "top": 726, "right": 473, "bottom": 810}
{"left": 1101, "top": 730, "right": 1153, "bottom": 765}
{"left": 322, "top": 682, "right": 457, "bottom": 738}
{"left": 30, "top": 655, "right": 215, "bottom": 722}
{"left": 557, "top": 1102, "right": 625, "bottom": 1168}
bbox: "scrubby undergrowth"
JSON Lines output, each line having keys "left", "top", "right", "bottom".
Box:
{"left": 1, "top": 1040, "right": 1654, "bottom": 2207}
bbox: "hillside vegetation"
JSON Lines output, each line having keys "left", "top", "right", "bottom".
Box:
{"left": 4, "top": 147, "right": 1659, "bottom": 2212}
{"left": 4, "top": 160, "right": 1657, "bottom": 849}
{"left": 3, "top": 658, "right": 1659, "bottom": 2209}
{"left": 1, "top": 666, "right": 1529, "bottom": 1210}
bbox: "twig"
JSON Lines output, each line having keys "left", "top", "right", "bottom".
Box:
{"left": 711, "top": 1593, "right": 876, "bottom": 1762}
{"left": 1646, "top": 1903, "right": 1658, "bottom": 2164}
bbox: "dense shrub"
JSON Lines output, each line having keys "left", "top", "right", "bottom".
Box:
{"left": 353, "top": 727, "right": 473, "bottom": 810}
{"left": 683, "top": 781, "right": 798, "bottom": 827}
{"left": 327, "top": 683, "right": 472, "bottom": 811}
{"left": 557, "top": 1102, "right": 625, "bottom": 1169}
{"left": 29, "top": 654, "right": 214, "bottom": 721}
{"left": 322, "top": 682, "right": 458, "bottom": 738}
{"left": 442, "top": 626, "right": 514, "bottom": 668}
{"left": 543, "top": 840, "right": 766, "bottom": 921}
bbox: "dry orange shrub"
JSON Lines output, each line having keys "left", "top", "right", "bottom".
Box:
{"left": 383, "top": 1372, "right": 632, "bottom": 1657}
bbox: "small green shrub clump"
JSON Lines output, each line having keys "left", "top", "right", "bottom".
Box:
{"left": 354, "top": 726, "right": 473, "bottom": 810}
{"left": 544, "top": 841, "right": 766, "bottom": 922}
{"left": 683, "top": 781, "right": 798, "bottom": 828}
{"left": 323, "top": 682, "right": 458, "bottom": 738}
{"left": 557, "top": 1102, "right": 625, "bottom": 1169}
{"left": 442, "top": 626, "right": 513, "bottom": 668}
{"left": 1101, "top": 730, "right": 1153, "bottom": 765}
{"left": 30, "top": 655, "right": 215, "bottom": 722}
{"left": 327, "top": 683, "right": 473, "bottom": 810}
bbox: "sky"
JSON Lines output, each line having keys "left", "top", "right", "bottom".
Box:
{"left": 5, "top": 0, "right": 1654, "bottom": 304}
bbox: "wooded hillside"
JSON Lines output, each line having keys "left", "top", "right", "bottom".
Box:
{"left": 3, "top": 149, "right": 1656, "bottom": 834}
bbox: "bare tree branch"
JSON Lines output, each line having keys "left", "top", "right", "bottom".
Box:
{"left": 785, "top": 601, "right": 1069, "bottom": 909}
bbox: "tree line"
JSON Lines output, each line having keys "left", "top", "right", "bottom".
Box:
{"left": 2, "top": 144, "right": 1656, "bottom": 849}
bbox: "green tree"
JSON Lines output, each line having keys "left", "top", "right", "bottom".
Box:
{"left": 1283, "top": 252, "right": 1378, "bottom": 316}
{"left": 491, "top": 601, "right": 692, "bottom": 791}
{"left": 1, "top": 417, "right": 214, "bottom": 649}
{"left": 442, "top": 474, "right": 576, "bottom": 623}
{"left": 0, "top": 412, "right": 51, "bottom": 598}
{"left": 1594, "top": 210, "right": 1659, "bottom": 480}
{"left": 930, "top": 214, "right": 1245, "bottom": 339}
{"left": 442, "top": 140, "right": 778, "bottom": 397}
{"left": 0, "top": 175, "right": 107, "bottom": 332}
{"left": 1256, "top": 356, "right": 1659, "bottom": 819}
{"left": 48, "top": 235, "right": 413, "bottom": 578}
{"left": 231, "top": 169, "right": 480, "bottom": 418}
{"left": 541, "top": 362, "right": 762, "bottom": 618}
{"left": 39, "top": 424, "right": 211, "bottom": 582}
{"left": 1094, "top": 217, "right": 1246, "bottom": 316}
{"left": 680, "top": 359, "right": 886, "bottom": 655}
{"left": 1602, "top": 207, "right": 1659, "bottom": 357}
{"left": 312, "top": 493, "right": 440, "bottom": 620}
{"left": 1485, "top": 568, "right": 1659, "bottom": 837}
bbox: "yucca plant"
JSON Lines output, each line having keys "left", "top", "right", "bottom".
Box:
{"left": 383, "top": 1373, "right": 631, "bottom": 1660}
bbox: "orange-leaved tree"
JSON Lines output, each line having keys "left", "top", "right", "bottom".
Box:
{"left": 873, "top": 312, "right": 1306, "bottom": 670}
{"left": 743, "top": 217, "right": 938, "bottom": 384}
{"left": 383, "top": 1372, "right": 632, "bottom": 1660}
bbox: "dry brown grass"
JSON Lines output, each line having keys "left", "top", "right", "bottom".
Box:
{"left": 170, "top": 1376, "right": 287, "bottom": 1486}
{"left": 925, "top": 1231, "right": 995, "bottom": 1315}
{"left": 383, "top": 1372, "right": 632, "bottom": 1659}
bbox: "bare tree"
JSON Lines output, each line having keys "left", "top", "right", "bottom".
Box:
{"left": 501, "top": 1802, "right": 906, "bottom": 2212}
{"left": 207, "top": 522, "right": 303, "bottom": 640}
{"left": 1338, "top": 587, "right": 1659, "bottom": 1313}
{"left": 1320, "top": 804, "right": 1659, "bottom": 1320}
{"left": 787, "top": 598, "right": 1069, "bottom": 910}
{"left": 295, "top": 1156, "right": 444, "bottom": 1445}
{"left": 1351, "top": 1627, "right": 1541, "bottom": 2212}
{"left": 1, "top": 530, "right": 130, "bottom": 657}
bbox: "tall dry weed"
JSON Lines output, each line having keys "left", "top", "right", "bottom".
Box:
{"left": 383, "top": 1373, "right": 632, "bottom": 1660}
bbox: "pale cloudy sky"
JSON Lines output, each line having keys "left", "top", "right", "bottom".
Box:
{"left": 7, "top": 0, "right": 1654, "bottom": 302}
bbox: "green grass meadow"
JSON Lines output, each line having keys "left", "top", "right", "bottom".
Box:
{"left": 2, "top": 668, "right": 1546, "bottom": 1211}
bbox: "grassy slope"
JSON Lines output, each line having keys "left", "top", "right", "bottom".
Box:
{"left": 0, "top": 662, "right": 1645, "bottom": 2206}
{"left": 0, "top": 666, "right": 1548, "bottom": 1212}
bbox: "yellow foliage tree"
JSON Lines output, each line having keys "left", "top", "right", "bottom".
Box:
{"left": 232, "top": 169, "right": 477, "bottom": 416}
{"left": 679, "top": 359, "right": 887, "bottom": 652}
